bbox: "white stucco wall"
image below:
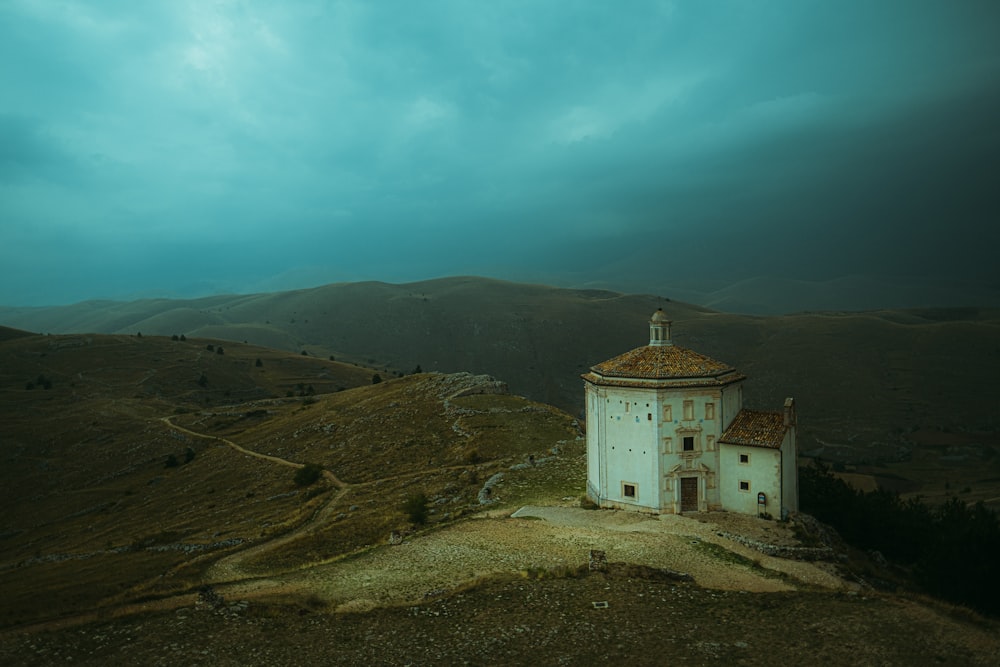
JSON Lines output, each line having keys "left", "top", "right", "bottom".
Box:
{"left": 780, "top": 429, "right": 799, "bottom": 514}
{"left": 589, "top": 385, "right": 663, "bottom": 509}
{"left": 718, "top": 444, "right": 782, "bottom": 516}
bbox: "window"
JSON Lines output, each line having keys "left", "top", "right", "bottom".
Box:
{"left": 739, "top": 480, "right": 750, "bottom": 491}
{"left": 705, "top": 403, "right": 715, "bottom": 420}
{"left": 647, "top": 413, "right": 652, "bottom": 421}
{"left": 662, "top": 437, "right": 672, "bottom": 453}
{"left": 739, "top": 453, "right": 750, "bottom": 464}
{"left": 683, "top": 400, "right": 694, "bottom": 421}
{"left": 625, "top": 402, "right": 630, "bottom": 413}
{"left": 683, "top": 436, "right": 695, "bottom": 451}
{"left": 663, "top": 405, "right": 673, "bottom": 421}
{"left": 623, "top": 483, "right": 637, "bottom": 498}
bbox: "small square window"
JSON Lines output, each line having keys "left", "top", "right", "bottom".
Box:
{"left": 647, "top": 413, "right": 652, "bottom": 421}
{"left": 683, "top": 436, "right": 695, "bottom": 451}
{"left": 739, "top": 453, "right": 750, "bottom": 464}
{"left": 739, "top": 481, "right": 750, "bottom": 491}
{"left": 623, "top": 483, "right": 636, "bottom": 498}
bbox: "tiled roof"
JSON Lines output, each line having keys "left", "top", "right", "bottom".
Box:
{"left": 719, "top": 410, "right": 786, "bottom": 449}
{"left": 589, "top": 344, "right": 736, "bottom": 380}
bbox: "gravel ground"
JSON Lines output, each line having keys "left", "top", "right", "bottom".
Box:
{"left": 217, "top": 505, "right": 845, "bottom": 610}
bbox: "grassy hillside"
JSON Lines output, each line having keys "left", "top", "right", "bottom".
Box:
{"left": 2, "top": 277, "right": 998, "bottom": 505}
{"left": 1, "top": 333, "right": 998, "bottom": 663}
{"left": 0, "top": 333, "right": 581, "bottom": 628}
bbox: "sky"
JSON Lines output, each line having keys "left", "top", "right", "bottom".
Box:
{"left": 2, "top": 1, "right": 999, "bottom": 307}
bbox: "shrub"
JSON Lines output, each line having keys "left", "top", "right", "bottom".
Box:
{"left": 184, "top": 447, "right": 196, "bottom": 464}
{"left": 164, "top": 454, "right": 180, "bottom": 468}
{"left": 402, "top": 492, "right": 429, "bottom": 525}
{"left": 372, "top": 373, "right": 382, "bottom": 384}
{"left": 801, "top": 459, "right": 1000, "bottom": 616}
{"left": 294, "top": 463, "right": 323, "bottom": 487}
{"left": 255, "top": 358, "right": 263, "bottom": 367}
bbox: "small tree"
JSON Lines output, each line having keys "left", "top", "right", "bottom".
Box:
{"left": 294, "top": 463, "right": 323, "bottom": 487}
{"left": 255, "top": 358, "right": 263, "bottom": 367}
{"left": 372, "top": 373, "right": 382, "bottom": 385}
{"left": 184, "top": 446, "right": 196, "bottom": 464}
{"left": 164, "top": 454, "right": 180, "bottom": 468}
{"left": 197, "top": 373, "right": 208, "bottom": 388}
{"left": 412, "top": 364, "right": 423, "bottom": 374}
{"left": 180, "top": 334, "right": 187, "bottom": 341}
{"left": 171, "top": 334, "right": 179, "bottom": 341}
{"left": 402, "top": 492, "right": 429, "bottom": 525}
{"left": 206, "top": 344, "right": 214, "bottom": 352}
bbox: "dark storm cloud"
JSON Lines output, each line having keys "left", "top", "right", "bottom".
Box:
{"left": 1, "top": 1, "right": 998, "bottom": 305}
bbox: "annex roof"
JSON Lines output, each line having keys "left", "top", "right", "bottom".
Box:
{"left": 719, "top": 409, "right": 787, "bottom": 449}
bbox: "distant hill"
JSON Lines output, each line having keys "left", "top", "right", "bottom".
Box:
{"left": 2, "top": 276, "right": 998, "bottom": 503}
{"left": 0, "top": 325, "right": 33, "bottom": 342}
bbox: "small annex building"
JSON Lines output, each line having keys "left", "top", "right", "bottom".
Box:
{"left": 582, "top": 308, "right": 798, "bottom": 518}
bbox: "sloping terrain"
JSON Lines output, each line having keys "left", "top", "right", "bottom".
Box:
{"left": 0, "top": 333, "right": 581, "bottom": 628}
{"left": 1, "top": 333, "right": 999, "bottom": 663}
{"left": 2, "top": 277, "right": 999, "bottom": 505}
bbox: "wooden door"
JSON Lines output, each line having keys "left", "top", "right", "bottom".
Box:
{"left": 680, "top": 477, "right": 698, "bottom": 512}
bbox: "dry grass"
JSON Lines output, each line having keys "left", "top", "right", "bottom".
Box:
{"left": 0, "top": 334, "right": 581, "bottom": 628}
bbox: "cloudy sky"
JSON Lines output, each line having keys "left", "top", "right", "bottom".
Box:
{"left": 2, "top": 1, "right": 999, "bottom": 306}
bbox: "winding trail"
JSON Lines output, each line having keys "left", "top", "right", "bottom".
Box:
{"left": 158, "top": 415, "right": 349, "bottom": 581}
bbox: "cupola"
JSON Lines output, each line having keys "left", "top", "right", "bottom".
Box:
{"left": 649, "top": 308, "right": 672, "bottom": 347}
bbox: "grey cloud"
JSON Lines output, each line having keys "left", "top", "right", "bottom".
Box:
{"left": 1, "top": 1, "right": 998, "bottom": 306}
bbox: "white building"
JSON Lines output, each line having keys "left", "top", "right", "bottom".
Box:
{"left": 583, "top": 308, "right": 798, "bottom": 518}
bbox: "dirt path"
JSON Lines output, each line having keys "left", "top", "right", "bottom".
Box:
{"left": 158, "top": 415, "right": 348, "bottom": 582}
{"left": 159, "top": 412, "right": 845, "bottom": 620}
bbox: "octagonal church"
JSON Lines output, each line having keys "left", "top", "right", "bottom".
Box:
{"left": 583, "top": 308, "right": 798, "bottom": 518}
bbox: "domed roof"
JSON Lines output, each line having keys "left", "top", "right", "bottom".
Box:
{"left": 650, "top": 308, "right": 670, "bottom": 323}
{"left": 588, "top": 344, "right": 736, "bottom": 381}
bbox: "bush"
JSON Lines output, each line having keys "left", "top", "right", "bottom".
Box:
{"left": 294, "top": 463, "right": 323, "bottom": 487}
{"left": 255, "top": 358, "right": 263, "bottom": 367}
{"left": 164, "top": 454, "right": 180, "bottom": 468}
{"left": 372, "top": 374, "right": 382, "bottom": 384}
{"left": 801, "top": 459, "right": 1000, "bottom": 616}
{"left": 402, "top": 492, "right": 429, "bottom": 525}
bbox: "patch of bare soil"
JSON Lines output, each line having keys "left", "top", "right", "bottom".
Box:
{"left": 213, "top": 505, "right": 844, "bottom": 611}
